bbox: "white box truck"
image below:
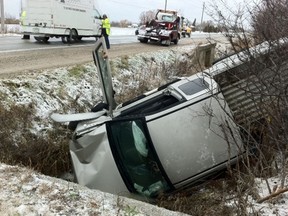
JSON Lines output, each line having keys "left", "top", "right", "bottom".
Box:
{"left": 20, "top": 0, "right": 102, "bottom": 43}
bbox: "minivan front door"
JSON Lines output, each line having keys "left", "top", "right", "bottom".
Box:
{"left": 92, "top": 38, "right": 116, "bottom": 116}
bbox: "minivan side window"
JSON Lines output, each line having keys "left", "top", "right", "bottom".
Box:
{"left": 107, "top": 119, "right": 172, "bottom": 197}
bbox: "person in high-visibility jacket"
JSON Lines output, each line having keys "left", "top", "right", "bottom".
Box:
{"left": 101, "top": 14, "right": 111, "bottom": 49}
{"left": 20, "top": 10, "right": 30, "bottom": 40}
{"left": 20, "top": 10, "right": 26, "bottom": 25}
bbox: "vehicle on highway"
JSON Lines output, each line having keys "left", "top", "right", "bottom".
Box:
{"left": 137, "top": 9, "right": 181, "bottom": 46}
{"left": 181, "top": 26, "right": 192, "bottom": 38}
{"left": 20, "top": 0, "right": 102, "bottom": 43}
{"left": 51, "top": 37, "right": 245, "bottom": 197}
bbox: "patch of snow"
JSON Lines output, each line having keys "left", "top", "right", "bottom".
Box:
{"left": 111, "top": 27, "right": 137, "bottom": 36}
{"left": 247, "top": 177, "right": 288, "bottom": 216}
{"left": 0, "top": 34, "right": 287, "bottom": 215}
{"left": 0, "top": 45, "right": 199, "bottom": 129}
{"left": 0, "top": 163, "right": 188, "bottom": 215}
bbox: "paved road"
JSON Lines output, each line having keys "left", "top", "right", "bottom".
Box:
{"left": 0, "top": 34, "right": 138, "bottom": 52}
{"left": 0, "top": 31, "right": 226, "bottom": 52}
{"left": 0, "top": 32, "right": 228, "bottom": 78}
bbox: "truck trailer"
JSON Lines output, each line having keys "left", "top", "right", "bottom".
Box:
{"left": 20, "top": 0, "right": 102, "bottom": 43}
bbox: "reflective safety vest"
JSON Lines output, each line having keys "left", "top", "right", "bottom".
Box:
{"left": 20, "top": 11, "right": 27, "bottom": 25}
{"left": 102, "top": 18, "right": 111, "bottom": 35}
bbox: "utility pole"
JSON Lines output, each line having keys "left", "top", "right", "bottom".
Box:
{"left": 0, "top": 0, "right": 4, "bottom": 34}
{"left": 200, "top": 2, "right": 205, "bottom": 32}
{"left": 164, "top": 0, "right": 167, "bottom": 12}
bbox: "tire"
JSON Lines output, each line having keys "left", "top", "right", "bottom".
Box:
{"left": 173, "top": 37, "right": 179, "bottom": 45}
{"left": 167, "top": 38, "right": 171, "bottom": 46}
{"left": 34, "top": 36, "right": 41, "bottom": 42}
{"left": 71, "top": 29, "right": 78, "bottom": 42}
{"left": 161, "top": 38, "right": 171, "bottom": 46}
{"left": 139, "top": 38, "right": 148, "bottom": 43}
{"left": 42, "top": 37, "right": 49, "bottom": 43}
{"left": 62, "top": 28, "right": 72, "bottom": 44}
{"left": 34, "top": 36, "right": 49, "bottom": 43}
{"left": 62, "top": 36, "right": 72, "bottom": 44}
{"left": 61, "top": 36, "right": 67, "bottom": 44}
{"left": 22, "top": 35, "right": 30, "bottom": 40}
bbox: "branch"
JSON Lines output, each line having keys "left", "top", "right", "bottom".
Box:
{"left": 257, "top": 187, "right": 288, "bottom": 203}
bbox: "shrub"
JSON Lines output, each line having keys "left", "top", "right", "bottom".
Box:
{"left": 0, "top": 103, "right": 72, "bottom": 177}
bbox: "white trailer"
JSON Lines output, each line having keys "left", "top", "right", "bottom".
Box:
{"left": 20, "top": 0, "right": 102, "bottom": 43}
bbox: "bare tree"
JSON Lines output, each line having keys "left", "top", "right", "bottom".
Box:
{"left": 119, "top": 19, "right": 131, "bottom": 28}
{"left": 252, "top": 0, "right": 288, "bottom": 43}
{"left": 207, "top": 0, "right": 288, "bottom": 211}
{"left": 139, "top": 10, "right": 156, "bottom": 25}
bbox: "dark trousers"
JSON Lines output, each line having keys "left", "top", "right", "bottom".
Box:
{"left": 102, "top": 28, "right": 110, "bottom": 49}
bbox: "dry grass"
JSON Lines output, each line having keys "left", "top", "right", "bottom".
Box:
{"left": 113, "top": 53, "right": 200, "bottom": 104}
{"left": 0, "top": 103, "right": 72, "bottom": 177}
{"left": 154, "top": 167, "right": 248, "bottom": 215}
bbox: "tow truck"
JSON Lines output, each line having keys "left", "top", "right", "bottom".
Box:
{"left": 137, "top": 9, "right": 181, "bottom": 46}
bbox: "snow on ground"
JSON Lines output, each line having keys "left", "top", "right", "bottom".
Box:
{"left": 0, "top": 163, "right": 188, "bottom": 216}
{"left": 112, "top": 27, "right": 138, "bottom": 35}
{"left": 223, "top": 175, "right": 288, "bottom": 216}
{"left": 1, "top": 28, "right": 288, "bottom": 215}
{"left": 247, "top": 177, "right": 288, "bottom": 215}
{"left": 0, "top": 44, "right": 201, "bottom": 129}
{"left": 0, "top": 44, "right": 199, "bottom": 215}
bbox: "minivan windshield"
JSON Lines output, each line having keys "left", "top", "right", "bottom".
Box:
{"left": 107, "top": 119, "right": 172, "bottom": 197}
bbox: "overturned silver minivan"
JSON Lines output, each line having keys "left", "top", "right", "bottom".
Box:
{"left": 51, "top": 38, "right": 244, "bottom": 197}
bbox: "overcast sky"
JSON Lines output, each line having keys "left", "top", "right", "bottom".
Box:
{"left": 3, "top": 0, "right": 254, "bottom": 23}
